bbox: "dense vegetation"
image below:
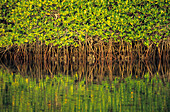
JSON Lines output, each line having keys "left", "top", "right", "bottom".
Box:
{"left": 0, "top": 0, "right": 169, "bottom": 48}
{"left": 0, "top": 69, "right": 169, "bottom": 111}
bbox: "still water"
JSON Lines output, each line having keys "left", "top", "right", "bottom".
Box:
{"left": 0, "top": 59, "right": 169, "bottom": 112}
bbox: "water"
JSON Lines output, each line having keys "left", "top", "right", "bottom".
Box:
{"left": 0, "top": 59, "right": 169, "bottom": 112}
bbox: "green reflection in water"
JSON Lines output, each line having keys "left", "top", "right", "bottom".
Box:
{"left": 0, "top": 69, "right": 169, "bottom": 112}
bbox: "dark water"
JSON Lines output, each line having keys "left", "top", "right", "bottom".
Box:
{"left": 0, "top": 58, "right": 169, "bottom": 112}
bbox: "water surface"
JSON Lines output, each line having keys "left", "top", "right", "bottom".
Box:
{"left": 0, "top": 59, "right": 169, "bottom": 112}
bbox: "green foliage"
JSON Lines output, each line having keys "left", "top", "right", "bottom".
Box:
{"left": 0, "top": 0, "right": 169, "bottom": 47}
